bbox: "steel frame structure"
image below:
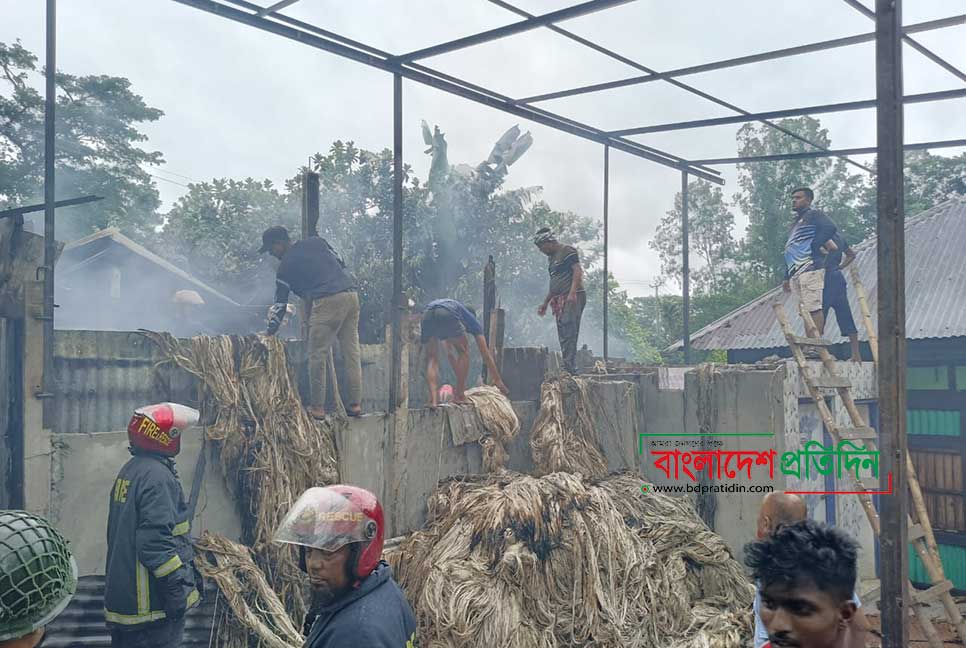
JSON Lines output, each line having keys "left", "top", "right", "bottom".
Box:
{"left": 41, "top": 3, "right": 964, "bottom": 643}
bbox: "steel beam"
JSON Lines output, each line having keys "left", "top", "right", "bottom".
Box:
{"left": 516, "top": 14, "right": 965, "bottom": 104}
{"left": 394, "top": 0, "right": 634, "bottom": 62}
{"left": 169, "top": 0, "right": 723, "bottom": 183}
{"left": 611, "top": 88, "right": 966, "bottom": 136}
{"left": 690, "top": 138, "right": 966, "bottom": 165}
{"left": 389, "top": 73, "right": 403, "bottom": 411}
{"left": 681, "top": 170, "right": 690, "bottom": 365}
{"left": 602, "top": 144, "right": 609, "bottom": 365}
{"left": 488, "top": 0, "right": 873, "bottom": 174}
{"left": 841, "top": 0, "right": 966, "bottom": 84}
{"left": 256, "top": 0, "right": 300, "bottom": 17}
{"left": 0, "top": 195, "right": 103, "bottom": 220}
{"left": 875, "top": 0, "right": 908, "bottom": 645}
{"left": 41, "top": 0, "right": 56, "bottom": 416}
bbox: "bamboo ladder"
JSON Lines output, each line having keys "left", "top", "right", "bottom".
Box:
{"left": 773, "top": 299, "right": 964, "bottom": 647}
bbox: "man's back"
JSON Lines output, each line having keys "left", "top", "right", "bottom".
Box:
{"left": 277, "top": 237, "right": 355, "bottom": 301}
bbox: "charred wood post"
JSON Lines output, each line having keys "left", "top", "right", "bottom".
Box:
{"left": 482, "top": 256, "right": 496, "bottom": 381}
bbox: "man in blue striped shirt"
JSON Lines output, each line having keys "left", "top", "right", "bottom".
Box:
{"left": 782, "top": 188, "right": 839, "bottom": 336}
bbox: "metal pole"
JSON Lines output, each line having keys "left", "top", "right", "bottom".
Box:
{"left": 876, "top": 0, "right": 908, "bottom": 645}
{"left": 388, "top": 73, "right": 404, "bottom": 411}
{"left": 41, "top": 0, "right": 56, "bottom": 414}
{"left": 681, "top": 170, "right": 690, "bottom": 364}
{"left": 602, "top": 144, "right": 609, "bottom": 365}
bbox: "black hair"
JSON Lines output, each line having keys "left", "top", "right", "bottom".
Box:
{"left": 744, "top": 519, "right": 857, "bottom": 602}
{"left": 791, "top": 187, "right": 814, "bottom": 201}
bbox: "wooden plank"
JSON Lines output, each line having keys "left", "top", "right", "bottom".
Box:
{"left": 790, "top": 335, "right": 836, "bottom": 346}
{"left": 809, "top": 375, "right": 853, "bottom": 389}
{"left": 908, "top": 524, "right": 926, "bottom": 542}
{"left": 913, "top": 580, "right": 954, "bottom": 604}
{"left": 837, "top": 426, "right": 878, "bottom": 440}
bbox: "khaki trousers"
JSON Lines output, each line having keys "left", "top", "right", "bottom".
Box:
{"left": 308, "top": 291, "right": 362, "bottom": 408}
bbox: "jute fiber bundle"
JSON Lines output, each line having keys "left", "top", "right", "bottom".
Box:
{"left": 387, "top": 376, "right": 753, "bottom": 648}
{"left": 143, "top": 332, "right": 339, "bottom": 629}
{"left": 194, "top": 532, "right": 302, "bottom": 648}
{"left": 530, "top": 375, "right": 609, "bottom": 479}
{"left": 463, "top": 385, "right": 520, "bottom": 472}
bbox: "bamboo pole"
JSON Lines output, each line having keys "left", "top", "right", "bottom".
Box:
{"left": 849, "top": 264, "right": 879, "bottom": 364}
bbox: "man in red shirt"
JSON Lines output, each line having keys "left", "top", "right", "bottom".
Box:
{"left": 747, "top": 519, "right": 866, "bottom": 648}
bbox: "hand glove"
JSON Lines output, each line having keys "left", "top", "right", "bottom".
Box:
{"left": 266, "top": 303, "right": 286, "bottom": 335}
{"left": 158, "top": 572, "right": 188, "bottom": 620}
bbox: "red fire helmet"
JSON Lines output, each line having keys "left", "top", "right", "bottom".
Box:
{"left": 275, "top": 485, "right": 385, "bottom": 580}
{"left": 127, "top": 403, "right": 200, "bottom": 457}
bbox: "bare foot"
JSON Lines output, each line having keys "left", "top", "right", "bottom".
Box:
{"left": 850, "top": 356, "right": 862, "bottom": 363}
{"left": 306, "top": 406, "right": 327, "bottom": 420}
{"left": 346, "top": 404, "right": 363, "bottom": 418}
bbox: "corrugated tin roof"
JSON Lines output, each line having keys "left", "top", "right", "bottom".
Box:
{"left": 45, "top": 576, "right": 217, "bottom": 647}
{"left": 60, "top": 228, "right": 241, "bottom": 307}
{"left": 669, "top": 197, "right": 966, "bottom": 351}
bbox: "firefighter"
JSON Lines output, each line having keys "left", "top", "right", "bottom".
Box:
{"left": 275, "top": 485, "right": 417, "bottom": 648}
{"left": 104, "top": 403, "right": 202, "bottom": 648}
{"left": 0, "top": 511, "right": 78, "bottom": 648}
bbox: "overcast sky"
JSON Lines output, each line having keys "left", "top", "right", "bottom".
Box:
{"left": 4, "top": 0, "right": 964, "bottom": 297}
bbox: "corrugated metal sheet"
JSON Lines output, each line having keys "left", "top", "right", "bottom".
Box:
{"left": 45, "top": 576, "right": 217, "bottom": 647}
{"left": 910, "top": 543, "right": 966, "bottom": 591}
{"left": 908, "top": 366, "right": 950, "bottom": 390}
{"left": 670, "top": 197, "right": 966, "bottom": 351}
{"left": 908, "top": 409, "right": 961, "bottom": 436}
{"left": 52, "top": 330, "right": 198, "bottom": 435}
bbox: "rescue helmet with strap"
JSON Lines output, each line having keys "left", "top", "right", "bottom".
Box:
{"left": 275, "top": 485, "right": 384, "bottom": 580}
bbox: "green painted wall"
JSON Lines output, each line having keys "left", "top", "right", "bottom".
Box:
{"left": 907, "top": 409, "right": 961, "bottom": 436}
{"left": 910, "top": 543, "right": 966, "bottom": 590}
{"left": 908, "top": 366, "right": 949, "bottom": 391}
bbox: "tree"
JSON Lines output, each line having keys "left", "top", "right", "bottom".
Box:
{"left": 158, "top": 177, "right": 295, "bottom": 306}
{"left": 651, "top": 179, "right": 738, "bottom": 295}
{"left": 0, "top": 40, "right": 164, "bottom": 240}
{"left": 904, "top": 150, "right": 966, "bottom": 216}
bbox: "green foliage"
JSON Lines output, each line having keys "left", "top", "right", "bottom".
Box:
{"left": 0, "top": 40, "right": 164, "bottom": 240}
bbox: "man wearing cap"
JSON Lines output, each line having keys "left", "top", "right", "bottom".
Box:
{"left": 533, "top": 227, "right": 586, "bottom": 374}
{"left": 260, "top": 226, "right": 363, "bottom": 419}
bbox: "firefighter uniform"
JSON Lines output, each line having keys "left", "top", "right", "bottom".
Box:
{"left": 104, "top": 452, "right": 199, "bottom": 647}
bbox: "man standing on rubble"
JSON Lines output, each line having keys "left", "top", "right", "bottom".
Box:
{"left": 747, "top": 519, "right": 866, "bottom": 648}
{"left": 782, "top": 188, "right": 838, "bottom": 338}
{"left": 275, "top": 485, "right": 417, "bottom": 648}
{"left": 751, "top": 493, "right": 866, "bottom": 648}
{"left": 260, "top": 225, "right": 363, "bottom": 419}
{"left": 534, "top": 227, "right": 586, "bottom": 374}
{"left": 105, "top": 403, "right": 202, "bottom": 648}
{"left": 421, "top": 298, "right": 509, "bottom": 408}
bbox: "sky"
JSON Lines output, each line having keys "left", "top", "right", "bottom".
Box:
{"left": 3, "top": 0, "right": 964, "bottom": 297}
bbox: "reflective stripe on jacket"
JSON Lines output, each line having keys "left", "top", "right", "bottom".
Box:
{"left": 104, "top": 453, "right": 199, "bottom": 626}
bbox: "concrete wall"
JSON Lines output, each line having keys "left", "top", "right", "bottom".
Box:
{"left": 50, "top": 428, "right": 242, "bottom": 576}
{"left": 42, "top": 331, "right": 881, "bottom": 579}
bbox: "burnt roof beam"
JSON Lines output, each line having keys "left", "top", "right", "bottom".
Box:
{"left": 691, "top": 138, "right": 966, "bottom": 165}
{"left": 611, "top": 88, "right": 966, "bottom": 136}
{"left": 840, "top": 0, "right": 966, "bottom": 84}
{"left": 168, "top": 0, "right": 723, "bottom": 183}
{"left": 515, "top": 14, "right": 966, "bottom": 104}
{"left": 392, "top": 0, "right": 635, "bottom": 62}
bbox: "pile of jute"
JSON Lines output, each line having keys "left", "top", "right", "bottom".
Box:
{"left": 144, "top": 332, "right": 340, "bottom": 646}
{"left": 386, "top": 375, "right": 754, "bottom": 648}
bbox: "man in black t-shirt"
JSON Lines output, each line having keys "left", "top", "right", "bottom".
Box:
{"left": 260, "top": 226, "right": 363, "bottom": 419}
{"left": 534, "top": 227, "right": 586, "bottom": 374}
{"left": 821, "top": 233, "right": 861, "bottom": 362}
